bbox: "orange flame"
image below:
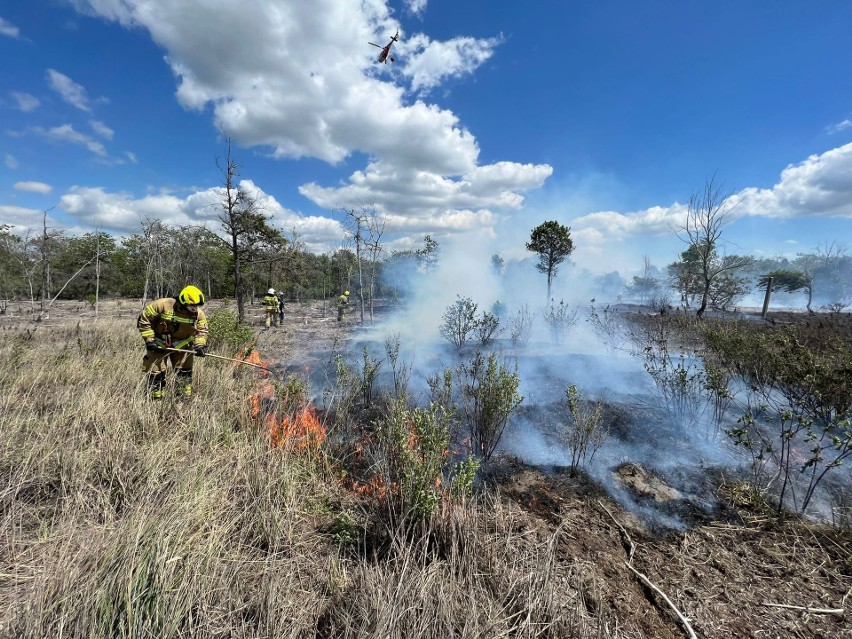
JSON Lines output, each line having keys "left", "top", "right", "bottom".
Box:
{"left": 241, "top": 350, "right": 274, "bottom": 376}
{"left": 269, "top": 404, "right": 327, "bottom": 450}
{"left": 248, "top": 380, "right": 275, "bottom": 419}
{"left": 245, "top": 349, "right": 324, "bottom": 452}
{"left": 351, "top": 476, "right": 392, "bottom": 499}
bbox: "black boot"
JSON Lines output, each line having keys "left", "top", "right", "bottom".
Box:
{"left": 147, "top": 371, "right": 166, "bottom": 400}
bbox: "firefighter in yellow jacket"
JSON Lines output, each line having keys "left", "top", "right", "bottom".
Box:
{"left": 337, "top": 290, "right": 349, "bottom": 322}
{"left": 263, "top": 288, "right": 280, "bottom": 328}
{"left": 137, "top": 285, "right": 209, "bottom": 399}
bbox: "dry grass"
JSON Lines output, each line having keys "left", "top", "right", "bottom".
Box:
{"left": 0, "top": 318, "right": 614, "bottom": 639}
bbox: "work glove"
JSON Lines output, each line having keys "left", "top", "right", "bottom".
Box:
{"left": 146, "top": 340, "right": 165, "bottom": 353}
{"left": 194, "top": 345, "right": 207, "bottom": 358}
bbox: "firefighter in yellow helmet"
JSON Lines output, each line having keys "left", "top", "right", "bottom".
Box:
{"left": 337, "top": 290, "right": 350, "bottom": 322}
{"left": 137, "top": 285, "right": 208, "bottom": 399}
{"left": 263, "top": 287, "right": 280, "bottom": 328}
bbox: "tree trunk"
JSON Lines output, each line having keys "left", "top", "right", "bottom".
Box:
{"left": 94, "top": 233, "right": 100, "bottom": 321}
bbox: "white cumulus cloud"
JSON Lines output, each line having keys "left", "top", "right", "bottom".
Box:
{"left": 10, "top": 91, "right": 40, "bottom": 112}
{"left": 14, "top": 181, "right": 53, "bottom": 194}
{"left": 569, "top": 142, "right": 852, "bottom": 254}
{"left": 68, "top": 0, "right": 549, "bottom": 244}
{"left": 826, "top": 119, "right": 852, "bottom": 134}
{"left": 46, "top": 69, "right": 92, "bottom": 112}
{"left": 58, "top": 181, "right": 346, "bottom": 246}
{"left": 0, "top": 205, "right": 46, "bottom": 232}
{"left": 400, "top": 33, "right": 501, "bottom": 93}
{"left": 89, "top": 119, "right": 114, "bottom": 140}
{"left": 404, "top": 0, "right": 428, "bottom": 18}
{"left": 730, "top": 142, "right": 852, "bottom": 219}
{"left": 0, "top": 16, "right": 21, "bottom": 38}
{"left": 34, "top": 124, "right": 107, "bottom": 156}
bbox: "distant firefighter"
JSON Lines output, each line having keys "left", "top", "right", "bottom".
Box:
{"left": 263, "top": 288, "right": 280, "bottom": 328}
{"left": 277, "top": 289, "right": 286, "bottom": 325}
{"left": 337, "top": 290, "right": 350, "bottom": 322}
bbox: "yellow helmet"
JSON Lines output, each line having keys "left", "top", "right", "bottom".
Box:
{"left": 178, "top": 285, "right": 205, "bottom": 306}
{"left": 344, "top": 290, "right": 350, "bottom": 296}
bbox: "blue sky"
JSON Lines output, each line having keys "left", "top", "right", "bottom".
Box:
{"left": 2, "top": 0, "right": 851, "bottom": 275}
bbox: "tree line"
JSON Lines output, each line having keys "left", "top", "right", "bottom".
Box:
{"left": 2, "top": 171, "right": 848, "bottom": 320}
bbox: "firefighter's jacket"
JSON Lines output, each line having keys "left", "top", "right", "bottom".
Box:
{"left": 337, "top": 295, "right": 349, "bottom": 308}
{"left": 137, "top": 298, "right": 208, "bottom": 349}
{"left": 263, "top": 295, "right": 280, "bottom": 312}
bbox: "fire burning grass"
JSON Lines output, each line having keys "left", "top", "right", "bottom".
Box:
{"left": 0, "top": 308, "right": 849, "bottom": 639}
{"left": 244, "top": 350, "right": 328, "bottom": 451}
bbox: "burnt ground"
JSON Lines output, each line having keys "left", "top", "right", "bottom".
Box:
{"left": 494, "top": 460, "right": 851, "bottom": 639}
{"left": 259, "top": 300, "right": 852, "bottom": 639}
{"left": 4, "top": 298, "right": 851, "bottom": 637}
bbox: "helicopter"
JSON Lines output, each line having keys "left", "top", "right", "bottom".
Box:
{"left": 369, "top": 29, "right": 399, "bottom": 64}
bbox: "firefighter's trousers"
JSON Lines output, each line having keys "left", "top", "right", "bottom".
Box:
{"left": 143, "top": 350, "right": 195, "bottom": 399}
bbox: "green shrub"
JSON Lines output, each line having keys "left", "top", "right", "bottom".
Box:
{"left": 440, "top": 296, "right": 479, "bottom": 349}
{"left": 562, "top": 384, "right": 608, "bottom": 474}
{"left": 206, "top": 310, "right": 255, "bottom": 354}
{"left": 456, "top": 351, "right": 523, "bottom": 465}
{"left": 704, "top": 321, "right": 852, "bottom": 515}
{"left": 371, "top": 400, "right": 454, "bottom": 520}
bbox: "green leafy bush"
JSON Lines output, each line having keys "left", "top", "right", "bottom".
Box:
{"left": 207, "top": 310, "right": 255, "bottom": 353}
{"left": 704, "top": 321, "right": 852, "bottom": 514}
{"left": 440, "top": 296, "right": 479, "bottom": 349}
{"left": 561, "top": 384, "right": 607, "bottom": 474}
{"left": 456, "top": 351, "right": 523, "bottom": 465}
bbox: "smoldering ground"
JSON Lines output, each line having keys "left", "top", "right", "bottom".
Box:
{"left": 325, "top": 232, "right": 851, "bottom": 530}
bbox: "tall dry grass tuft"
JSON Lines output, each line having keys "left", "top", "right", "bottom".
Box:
{"left": 1, "top": 318, "right": 330, "bottom": 638}
{"left": 319, "top": 495, "right": 617, "bottom": 639}
{"left": 1, "top": 318, "right": 617, "bottom": 638}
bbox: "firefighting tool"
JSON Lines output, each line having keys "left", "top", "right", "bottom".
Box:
{"left": 163, "top": 347, "right": 270, "bottom": 372}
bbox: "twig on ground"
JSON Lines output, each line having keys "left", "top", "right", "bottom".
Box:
{"left": 598, "top": 500, "right": 634, "bottom": 563}
{"left": 841, "top": 584, "right": 852, "bottom": 608}
{"left": 598, "top": 499, "right": 698, "bottom": 639}
{"left": 625, "top": 562, "right": 698, "bottom": 639}
{"left": 761, "top": 602, "right": 844, "bottom": 616}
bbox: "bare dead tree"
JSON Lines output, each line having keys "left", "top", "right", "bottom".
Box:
{"left": 37, "top": 255, "right": 96, "bottom": 321}
{"left": 6, "top": 228, "right": 40, "bottom": 313}
{"left": 216, "top": 137, "right": 279, "bottom": 322}
{"left": 140, "top": 217, "right": 168, "bottom": 308}
{"left": 94, "top": 226, "right": 101, "bottom": 320}
{"left": 364, "top": 217, "right": 386, "bottom": 322}
{"left": 217, "top": 138, "right": 245, "bottom": 320}
{"left": 37, "top": 208, "right": 59, "bottom": 316}
{"left": 341, "top": 205, "right": 385, "bottom": 324}
{"left": 675, "top": 176, "right": 749, "bottom": 318}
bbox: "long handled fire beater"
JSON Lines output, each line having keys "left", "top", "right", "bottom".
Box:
{"left": 162, "top": 347, "right": 271, "bottom": 373}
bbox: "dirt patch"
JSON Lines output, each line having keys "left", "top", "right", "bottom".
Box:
{"left": 615, "top": 463, "right": 683, "bottom": 503}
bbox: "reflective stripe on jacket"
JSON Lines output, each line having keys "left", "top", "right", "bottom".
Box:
{"left": 263, "top": 295, "right": 279, "bottom": 312}
{"left": 137, "top": 297, "right": 208, "bottom": 347}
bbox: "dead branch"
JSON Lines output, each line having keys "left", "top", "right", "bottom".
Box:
{"left": 37, "top": 256, "right": 96, "bottom": 321}
{"left": 625, "top": 562, "right": 698, "bottom": 639}
{"left": 598, "top": 500, "right": 697, "bottom": 639}
{"left": 598, "top": 499, "right": 635, "bottom": 563}
{"left": 761, "top": 602, "right": 845, "bottom": 616}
